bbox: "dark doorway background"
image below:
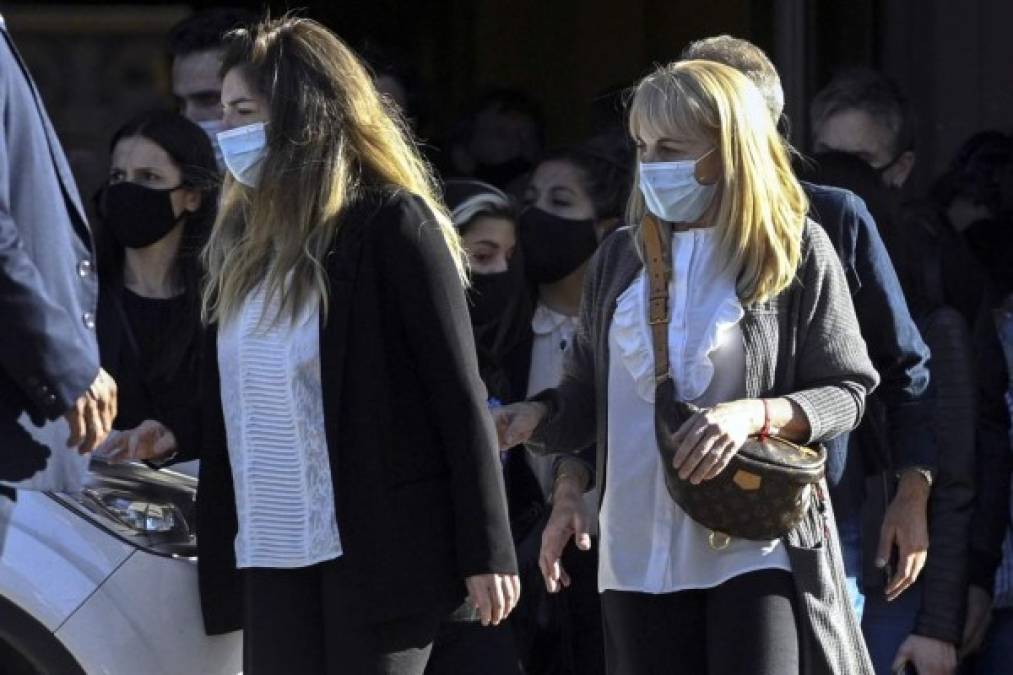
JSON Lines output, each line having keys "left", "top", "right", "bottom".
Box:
{"left": 3, "top": 0, "right": 1012, "bottom": 198}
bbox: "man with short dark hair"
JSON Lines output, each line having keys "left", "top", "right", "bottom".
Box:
{"left": 167, "top": 8, "right": 254, "bottom": 169}
{"left": 811, "top": 69, "right": 916, "bottom": 190}
{"left": 168, "top": 8, "right": 254, "bottom": 123}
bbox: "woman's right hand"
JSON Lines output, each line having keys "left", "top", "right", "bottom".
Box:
{"left": 491, "top": 402, "right": 547, "bottom": 450}
{"left": 540, "top": 472, "right": 592, "bottom": 593}
{"left": 100, "top": 420, "right": 178, "bottom": 464}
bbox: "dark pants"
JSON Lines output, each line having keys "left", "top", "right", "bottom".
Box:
{"left": 558, "top": 541, "right": 605, "bottom": 675}
{"left": 243, "top": 561, "right": 443, "bottom": 675}
{"left": 601, "top": 570, "right": 800, "bottom": 675}
{"left": 975, "top": 607, "right": 1013, "bottom": 675}
{"left": 425, "top": 602, "right": 522, "bottom": 675}
{"left": 861, "top": 579, "right": 922, "bottom": 674}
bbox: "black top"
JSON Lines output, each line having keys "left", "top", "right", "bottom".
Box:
{"left": 96, "top": 286, "right": 202, "bottom": 455}
{"left": 892, "top": 200, "right": 1012, "bottom": 597}
{"left": 190, "top": 187, "right": 518, "bottom": 634}
{"left": 120, "top": 289, "right": 185, "bottom": 371}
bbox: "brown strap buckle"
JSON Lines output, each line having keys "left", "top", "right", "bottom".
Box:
{"left": 648, "top": 297, "right": 669, "bottom": 325}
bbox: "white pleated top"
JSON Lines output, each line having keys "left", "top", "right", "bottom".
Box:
{"left": 598, "top": 227, "right": 790, "bottom": 594}
{"left": 217, "top": 283, "right": 342, "bottom": 569}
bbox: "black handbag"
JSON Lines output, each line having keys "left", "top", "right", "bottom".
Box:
{"left": 643, "top": 214, "right": 826, "bottom": 543}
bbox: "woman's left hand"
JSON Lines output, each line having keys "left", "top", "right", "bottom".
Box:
{"left": 671, "top": 400, "right": 759, "bottom": 484}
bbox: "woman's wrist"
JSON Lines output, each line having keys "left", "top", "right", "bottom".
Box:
{"left": 528, "top": 401, "right": 549, "bottom": 416}
{"left": 727, "top": 398, "right": 767, "bottom": 436}
{"left": 552, "top": 460, "right": 590, "bottom": 499}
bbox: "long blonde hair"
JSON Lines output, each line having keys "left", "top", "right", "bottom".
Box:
{"left": 202, "top": 15, "right": 466, "bottom": 326}
{"left": 627, "top": 59, "right": 808, "bottom": 305}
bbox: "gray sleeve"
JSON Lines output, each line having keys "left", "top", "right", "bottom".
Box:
{"left": 784, "top": 223, "right": 881, "bottom": 443}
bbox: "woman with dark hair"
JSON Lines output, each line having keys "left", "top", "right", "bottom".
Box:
{"left": 444, "top": 179, "right": 531, "bottom": 405}
{"left": 95, "top": 109, "right": 218, "bottom": 460}
{"left": 512, "top": 134, "right": 634, "bottom": 675}
{"left": 519, "top": 135, "right": 634, "bottom": 501}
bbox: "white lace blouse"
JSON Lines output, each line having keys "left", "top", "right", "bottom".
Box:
{"left": 217, "top": 284, "right": 342, "bottom": 569}
{"left": 598, "top": 227, "right": 790, "bottom": 593}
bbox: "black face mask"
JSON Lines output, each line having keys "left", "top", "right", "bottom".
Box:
{"left": 474, "top": 157, "right": 532, "bottom": 189}
{"left": 519, "top": 207, "right": 598, "bottom": 284}
{"left": 468, "top": 267, "right": 521, "bottom": 327}
{"left": 98, "top": 182, "right": 186, "bottom": 249}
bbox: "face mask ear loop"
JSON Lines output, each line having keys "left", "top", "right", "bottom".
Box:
{"left": 168, "top": 184, "right": 194, "bottom": 227}
{"left": 695, "top": 147, "right": 718, "bottom": 184}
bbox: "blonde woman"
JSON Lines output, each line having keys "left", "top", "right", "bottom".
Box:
{"left": 134, "top": 16, "right": 518, "bottom": 675}
{"left": 494, "top": 61, "right": 878, "bottom": 674}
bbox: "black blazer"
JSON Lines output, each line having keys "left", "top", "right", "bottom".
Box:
{"left": 193, "top": 187, "right": 518, "bottom": 634}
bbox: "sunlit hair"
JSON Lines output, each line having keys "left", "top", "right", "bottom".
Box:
{"left": 626, "top": 59, "right": 808, "bottom": 305}
{"left": 681, "top": 35, "right": 784, "bottom": 122}
{"left": 444, "top": 179, "right": 515, "bottom": 233}
{"left": 202, "top": 15, "right": 466, "bottom": 326}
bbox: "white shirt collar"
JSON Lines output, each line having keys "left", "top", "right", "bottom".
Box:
{"left": 531, "top": 302, "right": 578, "bottom": 336}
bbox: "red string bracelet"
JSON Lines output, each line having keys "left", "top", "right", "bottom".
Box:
{"left": 758, "top": 399, "right": 772, "bottom": 440}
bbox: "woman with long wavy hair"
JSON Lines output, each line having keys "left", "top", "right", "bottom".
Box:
{"left": 136, "top": 16, "right": 519, "bottom": 674}
{"left": 495, "top": 60, "right": 879, "bottom": 674}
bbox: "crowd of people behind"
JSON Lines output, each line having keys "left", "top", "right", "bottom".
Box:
{"left": 1, "top": 6, "right": 1012, "bottom": 675}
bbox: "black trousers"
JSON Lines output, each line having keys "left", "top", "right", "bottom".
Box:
{"left": 243, "top": 561, "right": 443, "bottom": 675}
{"left": 601, "top": 569, "right": 800, "bottom": 675}
{"left": 425, "top": 603, "right": 521, "bottom": 675}
{"left": 558, "top": 540, "right": 606, "bottom": 675}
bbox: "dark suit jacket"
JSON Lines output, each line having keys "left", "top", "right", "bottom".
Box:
{"left": 191, "top": 187, "right": 517, "bottom": 634}
{"left": 0, "top": 21, "right": 99, "bottom": 482}
{"left": 804, "top": 182, "right": 933, "bottom": 490}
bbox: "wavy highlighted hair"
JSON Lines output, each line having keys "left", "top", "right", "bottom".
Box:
{"left": 627, "top": 59, "right": 808, "bottom": 305}
{"left": 202, "top": 15, "right": 466, "bottom": 326}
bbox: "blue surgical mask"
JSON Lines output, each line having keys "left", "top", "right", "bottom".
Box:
{"left": 196, "top": 118, "right": 227, "bottom": 173}
{"left": 638, "top": 149, "right": 717, "bottom": 223}
{"left": 217, "top": 122, "right": 267, "bottom": 187}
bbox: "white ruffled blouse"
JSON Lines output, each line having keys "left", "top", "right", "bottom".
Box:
{"left": 599, "top": 227, "right": 790, "bottom": 594}
{"left": 612, "top": 227, "right": 745, "bottom": 404}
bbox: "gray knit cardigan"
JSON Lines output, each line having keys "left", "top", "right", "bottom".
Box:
{"left": 529, "top": 220, "right": 880, "bottom": 675}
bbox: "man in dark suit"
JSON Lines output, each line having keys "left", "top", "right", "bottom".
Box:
{"left": 0, "top": 16, "right": 117, "bottom": 500}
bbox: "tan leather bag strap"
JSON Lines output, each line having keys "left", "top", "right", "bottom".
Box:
{"left": 642, "top": 214, "right": 672, "bottom": 385}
